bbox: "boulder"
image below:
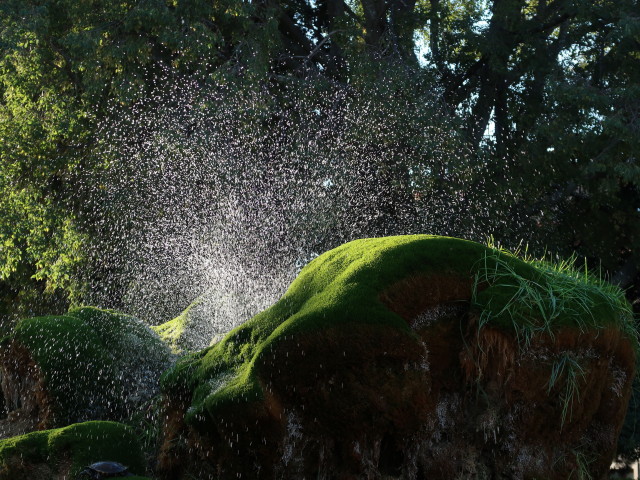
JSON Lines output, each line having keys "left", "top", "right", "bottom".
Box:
{"left": 0, "top": 420, "right": 148, "bottom": 480}
{"left": 153, "top": 293, "right": 221, "bottom": 353}
{"left": 0, "top": 307, "right": 173, "bottom": 434}
{"left": 153, "top": 285, "right": 266, "bottom": 353}
{"left": 158, "top": 235, "right": 637, "bottom": 479}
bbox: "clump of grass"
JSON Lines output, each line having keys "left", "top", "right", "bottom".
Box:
{"left": 571, "top": 449, "right": 595, "bottom": 480}
{"left": 472, "top": 239, "right": 636, "bottom": 351}
{"left": 548, "top": 352, "right": 586, "bottom": 427}
{"left": 473, "top": 240, "right": 636, "bottom": 430}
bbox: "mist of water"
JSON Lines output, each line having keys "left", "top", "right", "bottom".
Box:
{"left": 79, "top": 72, "right": 513, "bottom": 344}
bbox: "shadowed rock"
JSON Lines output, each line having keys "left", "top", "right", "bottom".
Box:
{"left": 158, "top": 235, "right": 636, "bottom": 479}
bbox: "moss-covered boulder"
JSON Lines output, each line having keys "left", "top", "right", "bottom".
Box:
{"left": 0, "top": 420, "right": 148, "bottom": 480}
{"left": 0, "top": 307, "right": 173, "bottom": 434}
{"left": 158, "top": 235, "right": 637, "bottom": 480}
{"left": 153, "top": 285, "right": 264, "bottom": 353}
{"left": 153, "top": 293, "right": 221, "bottom": 353}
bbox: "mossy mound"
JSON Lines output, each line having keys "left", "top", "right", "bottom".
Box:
{"left": 153, "top": 294, "right": 219, "bottom": 353}
{"left": 153, "top": 285, "right": 259, "bottom": 353}
{"left": 159, "top": 235, "right": 637, "bottom": 479}
{"left": 0, "top": 306, "right": 173, "bottom": 431}
{"left": 0, "top": 421, "right": 146, "bottom": 480}
{"left": 161, "top": 236, "right": 634, "bottom": 423}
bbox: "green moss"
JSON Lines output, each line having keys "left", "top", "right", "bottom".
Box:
{"left": 0, "top": 421, "right": 145, "bottom": 479}
{"left": 153, "top": 313, "right": 187, "bottom": 352}
{"left": 10, "top": 306, "right": 172, "bottom": 425}
{"left": 153, "top": 299, "right": 202, "bottom": 353}
{"left": 153, "top": 291, "right": 234, "bottom": 353}
{"left": 67, "top": 307, "right": 168, "bottom": 354}
{"left": 13, "top": 313, "right": 117, "bottom": 424}
{"left": 161, "top": 235, "right": 636, "bottom": 430}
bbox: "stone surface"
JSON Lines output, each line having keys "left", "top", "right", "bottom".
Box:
{"left": 158, "top": 236, "right": 636, "bottom": 479}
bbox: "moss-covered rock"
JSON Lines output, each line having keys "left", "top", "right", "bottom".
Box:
{"left": 0, "top": 421, "right": 146, "bottom": 480}
{"left": 153, "top": 285, "right": 259, "bottom": 353}
{"left": 0, "top": 307, "right": 173, "bottom": 433}
{"left": 158, "top": 235, "right": 637, "bottom": 479}
{"left": 153, "top": 294, "right": 219, "bottom": 353}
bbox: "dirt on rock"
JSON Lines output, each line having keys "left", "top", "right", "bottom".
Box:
{"left": 0, "top": 342, "right": 50, "bottom": 436}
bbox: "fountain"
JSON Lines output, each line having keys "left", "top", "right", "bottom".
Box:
{"left": 0, "top": 73, "right": 635, "bottom": 480}
{"left": 78, "top": 74, "right": 504, "bottom": 337}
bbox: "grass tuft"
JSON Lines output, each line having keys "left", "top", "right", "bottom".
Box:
{"left": 548, "top": 353, "right": 586, "bottom": 427}
{"left": 472, "top": 245, "right": 637, "bottom": 352}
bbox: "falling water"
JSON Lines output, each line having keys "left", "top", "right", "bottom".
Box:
{"left": 78, "top": 71, "right": 515, "bottom": 345}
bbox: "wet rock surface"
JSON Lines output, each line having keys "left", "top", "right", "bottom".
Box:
{"left": 158, "top": 236, "right": 636, "bottom": 479}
